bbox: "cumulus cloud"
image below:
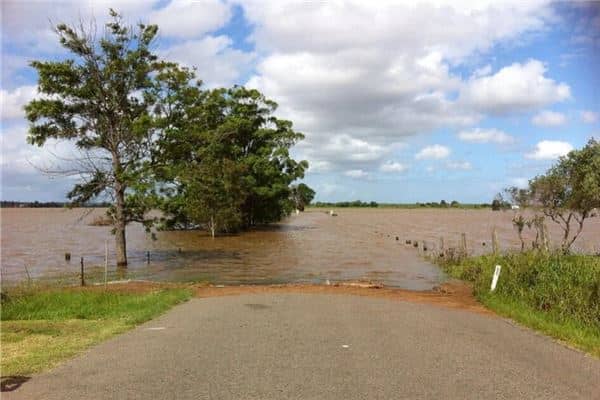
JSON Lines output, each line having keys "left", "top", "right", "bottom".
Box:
{"left": 147, "top": 0, "right": 231, "bottom": 38}
{"left": 415, "top": 145, "right": 450, "bottom": 160}
{"left": 446, "top": 161, "right": 472, "bottom": 170}
{"left": 457, "top": 128, "right": 515, "bottom": 144}
{"left": 460, "top": 60, "right": 571, "bottom": 114}
{"left": 300, "top": 134, "right": 389, "bottom": 170}
{"left": 531, "top": 110, "right": 567, "bottom": 127}
{"left": 161, "top": 36, "right": 255, "bottom": 88}
{"left": 525, "top": 140, "right": 573, "bottom": 160}
{"left": 581, "top": 110, "right": 599, "bottom": 123}
{"left": 242, "top": 1, "right": 556, "bottom": 171}
{"left": 380, "top": 161, "right": 407, "bottom": 173}
{"left": 344, "top": 169, "right": 369, "bottom": 179}
{"left": 1, "top": 85, "right": 37, "bottom": 120}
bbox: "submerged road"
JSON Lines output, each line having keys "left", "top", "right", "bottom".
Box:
{"left": 6, "top": 293, "right": 600, "bottom": 399}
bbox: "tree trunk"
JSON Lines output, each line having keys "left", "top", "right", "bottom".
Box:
{"left": 210, "top": 215, "right": 215, "bottom": 238}
{"left": 115, "top": 185, "right": 128, "bottom": 266}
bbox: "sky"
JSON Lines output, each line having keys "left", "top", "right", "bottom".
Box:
{"left": 1, "top": 0, "right": 599, "bottom": 203}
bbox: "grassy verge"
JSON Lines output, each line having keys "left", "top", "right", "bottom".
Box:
{"left": 1, "top": 286, "right": 192, "bottom": 376}
{"left": 435, "top": 251, "right": 600, "bottom": 356}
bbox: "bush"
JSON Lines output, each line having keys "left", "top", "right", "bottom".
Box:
{"left": 439, "top": 252, "right": 600, "bottom": 329}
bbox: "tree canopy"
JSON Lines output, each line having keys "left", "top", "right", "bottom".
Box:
{"left": 26, "top": 9, "right": 314, "bottom": 261}
{"left": 504, "top": 138, "right": 600, "bottom": 252}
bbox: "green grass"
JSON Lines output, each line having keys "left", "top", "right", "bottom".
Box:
{"left": 1, "top": 287, "right": 192, "bottom": 376}
{"left": 436, "top": 251, "right": 600, "bottom": 356}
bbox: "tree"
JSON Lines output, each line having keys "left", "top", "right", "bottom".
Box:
{"left": 157, "top": 86, "right": 308, "bottom": 232}
{"left": 291, "top": 183, "right": 316, "bottom": 211}
{"left": 25, "top": 10, "right": 168, "bottom": 266}
{"left": 529, "top": 138, "right": 600, "bottom": 252}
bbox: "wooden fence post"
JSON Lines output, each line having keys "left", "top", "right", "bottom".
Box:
{"left": 492, "top": 227, "right": 499, "bottom": 255}
{"left": 80, "top": 257, "right": 85, "bottom": 286}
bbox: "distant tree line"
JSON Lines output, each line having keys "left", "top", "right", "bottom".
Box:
{"left": 313, "top": 200, "right": 379, "bottom": 208}
{"left": 0, "top": 201, "right": 112, "bottom": 208}
{"left": 24, "top": 10, "right": 313, "bottom": 266}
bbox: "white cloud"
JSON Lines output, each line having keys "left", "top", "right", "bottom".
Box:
{"left": 415, "top": 144, "right": 450, "bottom": 160}
{"left": 242, "top": 1, "right": 555, "bottom": 171}
{"left": 461, "top": 60, "right": 571, "bottom": 114}
{"left": 531, "top": 110, "right": 567, "bottom": 127}
{"left": 446, "top": 161, "right": 472, "bottom": 170}
{"left": 457, "top": 128, "right": 515, "bottom": 144}
{"left": 147, "top": 0, "right": 231, "bottom": 38}
{"left": 581, "top": 110, "right": 599, "bottom": 124}
{"left": 161, "top": 36, "right": 255, "bottom": 88}
{"left": 344, "top": 169, "right": 369, "bottom": 179}
{"left": 525, "top": 140, "right": 573, "bottom": 160}
{"left": 1, "top": 85, "right": 37, "bottom": 120}
{"left": 299, "top": 134, "right": 389, "bottom": 171}
{"left": 380, "top": 161, "right": 407, "bottom": 173}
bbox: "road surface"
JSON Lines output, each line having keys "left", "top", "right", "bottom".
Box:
{"left": 5, "top": 293, "right": 600, "bottom": 399}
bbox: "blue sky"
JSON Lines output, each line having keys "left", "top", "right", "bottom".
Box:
{"left": 1, "top": 0, "right": 599, "bottom": 203}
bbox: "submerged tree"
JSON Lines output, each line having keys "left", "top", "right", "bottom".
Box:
{"left": 25, "top": 10, "right": 168, "bottom": 266}
{"left": 290, "top": 183, "right": 316, "bottom": 211}
{"left": 156, "top": 85, "right": 309, "bottom": 234}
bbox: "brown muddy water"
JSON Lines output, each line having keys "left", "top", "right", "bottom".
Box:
{"left": 1, "top": 208, "right": 599, "bottom": 289}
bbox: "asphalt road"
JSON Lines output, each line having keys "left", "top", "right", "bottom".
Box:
{"left": 6, "top": 294, "right": 600, "bottom": 399}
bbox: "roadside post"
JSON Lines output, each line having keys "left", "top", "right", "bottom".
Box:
{"left": 490, "top": 265, "right": 501, "bottom": 291}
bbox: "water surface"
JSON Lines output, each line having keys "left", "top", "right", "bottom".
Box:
{"left": 2, "top": 208, "right": 598, "bottom": 289}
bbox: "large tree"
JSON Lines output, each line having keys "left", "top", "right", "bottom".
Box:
{"left": 157, "top": 86, "right": 309, "bottom": 233}
{"left": 25, "top": 10, "right": 168, "bottom": 266}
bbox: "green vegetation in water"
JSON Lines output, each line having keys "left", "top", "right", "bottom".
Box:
{"left": 0, "top": 287, "right": 192, "bottom": 376}
{"left": 436, "top": 251, "right": 600, "bottom": 356}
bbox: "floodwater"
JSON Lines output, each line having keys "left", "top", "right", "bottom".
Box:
{"left": 1, "top": 208, "right": 599, "bottom": 289}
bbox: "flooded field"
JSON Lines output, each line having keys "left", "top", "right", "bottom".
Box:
{"left": 1, "top": 208, "right": 599, "bottom": 289}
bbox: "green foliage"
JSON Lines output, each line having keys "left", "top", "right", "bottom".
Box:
{"left": 439, "top": 252, "right": 600, "bottom": 330}
{"left": 156, "top": 85, "right": 309, "bottom": 233}
{"left": 24, "top": 10, "right": 175, "bottom": 264}
{"left": 291, "top": 183, "right": 316, "bottom": 211}
{"left": 25, "top": 10, "right": 314, "bottom": 243}
{"left": 505, "top": 138, "right": 600, "bottom": 252}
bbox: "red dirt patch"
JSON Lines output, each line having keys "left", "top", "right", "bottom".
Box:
{"left": 191, "top": 280, "right": 492, "bottom": 315}
{"left": 74, "top": 279, "right": 490, "bottom": 315}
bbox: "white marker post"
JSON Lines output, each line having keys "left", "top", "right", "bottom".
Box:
{"left": 490, "top": 265, "right": 501, "bottom": 291}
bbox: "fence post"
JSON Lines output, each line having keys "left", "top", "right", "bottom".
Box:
{"left": 492, "top": 227, "right": 499, "bottom": 255}
{"left": 104, "top": 240, "right": 108, "bottom": 287}
{"left": 80, "top": 257, "right": 85, "bottom": 286}
{"left": 460, "top": 233, "right": 467, "bottom": 257}
{"left": 439, "top": 237, "right": 445, "bottom": 256}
